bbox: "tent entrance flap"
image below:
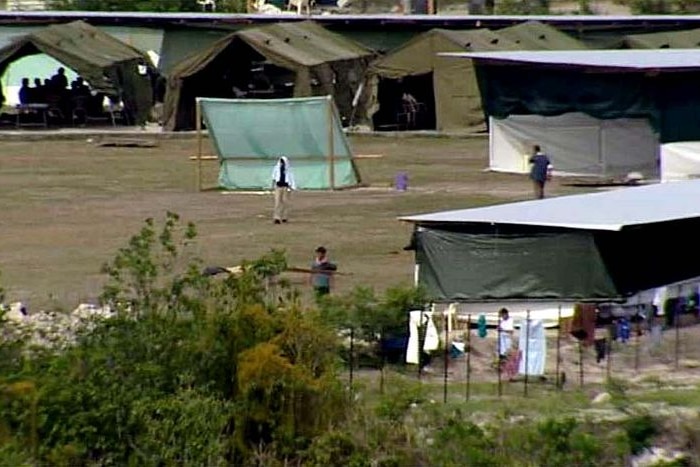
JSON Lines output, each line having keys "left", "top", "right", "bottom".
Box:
{"left": 372, "top": 73, "right": 436, "bottom": 131}
{"left": 490, "top": 113, "right": 659, "bottom": 178}
{"left": 198, "top": 96, "right": 361, "bottom": 191}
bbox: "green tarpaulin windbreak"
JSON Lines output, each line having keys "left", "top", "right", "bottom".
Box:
{"left": 199, "top": 96, "right": 361, "bottom": 191}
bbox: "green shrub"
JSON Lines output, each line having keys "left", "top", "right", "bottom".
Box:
{"left": 624, "top": 413, "right": 658, "bottom": 455}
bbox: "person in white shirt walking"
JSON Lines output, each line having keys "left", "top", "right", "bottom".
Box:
{"left": 271, "top": 156, "right": 296, "bottom": 224}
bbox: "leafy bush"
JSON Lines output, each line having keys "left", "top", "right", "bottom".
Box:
{"left": 624, "top": 413, "right": 658, "bottom": 455}
{"left": 0, "top": 214, "right": 347, "bottom": 465}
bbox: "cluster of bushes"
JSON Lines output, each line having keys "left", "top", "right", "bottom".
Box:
{"left": 0, "top": 213, "right": 689, "bottom": 465}
{"left": 0, "top": 213, "right": 347, "bottom": 464}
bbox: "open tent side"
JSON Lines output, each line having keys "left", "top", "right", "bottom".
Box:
{"left": 401, "top": 180, "right": 700, "bottom": 301}
{"left": 0, "top": 21, "right": 155, "bottom": 125}
{"left": 163, "top": 21, "right": 374, "bottom": 132}
{"left": 196, "top": 96, "right": 362, "bottom": 191}
{"left": 365, "top": 28, "right": 522, "bottom": 132}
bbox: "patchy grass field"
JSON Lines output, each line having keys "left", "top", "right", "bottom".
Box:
{"left": 0, "top": 134, "right": 586, "bottom": 309}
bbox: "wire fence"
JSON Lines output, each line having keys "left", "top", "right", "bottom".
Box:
{"left": 342, "top": 307, "right": 700, "bottom": 401}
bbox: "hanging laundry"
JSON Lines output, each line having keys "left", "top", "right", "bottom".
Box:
{"left": 570, "top": 303, "right": 596, "bottom": 346}
{"left": 617, "top": 318, "right": 631, "bottom": 343}
{"left": 518, "top": 319, "right": 546, "bottom": 376}
{"left": 478, "top": 314, "right": 487, "bottom": 338}
{"left": 406, "top": 310, "right": 440, "bottom": 364}
{"left": 594, "top": 338, "right": 607, "bottom": 363}
{"left": 653, "top": 287, "right": 668, "bottom": 315}
{"left": 650, "top": 320, "right": 663, "bottom": 349}
{"left": 423, "top": 312, "right": 440, "bottom": 352}
{"left": 406, "top": 310, "right": 422, "bottom": 364}
{"left": 504, "top": 351, "right": 521, "bottom": 380}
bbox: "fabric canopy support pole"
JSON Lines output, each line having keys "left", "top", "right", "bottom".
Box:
{"left": 196, "top": 98, "right": 203, "bottom": 192}
{"left": 328, "top": 95, "right": 335, "bottom": 190}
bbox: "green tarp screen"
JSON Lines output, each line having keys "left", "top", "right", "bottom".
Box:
{"left": 415, "top": 227, "right": 619, "bottom": 301}
{"left": 200, "top": 96, "right": 360, "bottom": 190}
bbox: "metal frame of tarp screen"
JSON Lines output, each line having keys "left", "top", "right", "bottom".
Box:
{"left": 660, "top": 142, "right": 700, "bottom": 183}
{"left": 489, "top": 113, "right": 660, "bottom": 178}
{"left": 194, "top": 96, "right": 362, "bottom": 191}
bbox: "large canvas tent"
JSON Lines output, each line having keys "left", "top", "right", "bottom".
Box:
{"left": 366, "top": 28, "right": 522, "bottom": 132}
{"left": 366, "top": 22, "right": 586, "bottom": 132}
{"left": 451, "top": 49, "right": 700, "bottom": 176}
{"left": 401, "top": 181, "right": 700, "bottom": 301}
{"left": 163, "top": 21, "right": 374, "bottom": 131}
{"left": 496, "top": 21, "right": 588, "bottom": 51}
{"left": 0, "top": 21, "right": 155, "bottom": 125}
{"left": 623, "top": 28, "right": 700, "bottom": 49}
{"left": 197, "top": 96, "right": 361, "bottom": 191}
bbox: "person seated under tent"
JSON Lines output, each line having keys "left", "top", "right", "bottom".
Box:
{"left": 31, "top": 78, "right": 45, "bottom": 103}
{"left": 19, "top": 78, "right": 32, "bottom": 105}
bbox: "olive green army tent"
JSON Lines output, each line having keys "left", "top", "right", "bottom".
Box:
{"left": 623, "top": 28, "right": 700, "bottom": 49}
{"left": 163, "top": 21, "right": 374, "bottom": 131}
{"left": 496, "top": 21, "right": 588, "bottom": 51}
{"left": 0, "top": 21, "right": 154, "bottom": 125}
{"left": 366, "top": 28, "right": 522, "bottom": 132}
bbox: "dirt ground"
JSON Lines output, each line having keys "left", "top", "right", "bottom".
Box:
{"left": 7, "top": 131, "right": 700, "bottom": 401}
{"left": 0, "top": 133, "right": 591, "bottom": 310}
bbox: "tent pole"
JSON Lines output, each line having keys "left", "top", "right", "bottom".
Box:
{"left": 556, "top": 305, "right": 561, "bottom": 390}
{"left": 196, "top": 98, "right": 203, "bottom": 192}
{"left": 327, "top": 97, "right": 336, "bottom": 190}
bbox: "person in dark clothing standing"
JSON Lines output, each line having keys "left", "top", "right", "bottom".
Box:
{"left": 529, "top": 144, "right": 552, "bottom": 199}
{"left": 271, "top": 156, "right": 296, "bottom": 224}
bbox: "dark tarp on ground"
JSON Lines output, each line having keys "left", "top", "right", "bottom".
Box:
{"left": 473, "top": 62, "right": 700, "bottom": 144}
{"left": 163, "top": 21, "right": 375, "bottom": 131}
{"left": 0, "top": 21, "right": 154, "bottom": 125}
{"left": 366, "top": 28, "right": 523, "bottom": 132}
{"left": 623, "top": 27, "right": 700, "bottom": 49}
{"left": 412, "top": 217, "right": 700, "bottom": 301}
{"left": 496, "top": 21, "right": 589, "bottom": 51}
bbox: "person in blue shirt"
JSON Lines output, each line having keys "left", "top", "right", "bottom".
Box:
{"left": 529, "top": 145, "right": 552, "bottom": 199}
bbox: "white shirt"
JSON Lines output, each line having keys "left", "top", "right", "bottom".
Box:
{"left": 499, "top": 317, "right": 514, "bottom": 333}
{"left": 271, "top": 156, "right": 296, "bottom": 190}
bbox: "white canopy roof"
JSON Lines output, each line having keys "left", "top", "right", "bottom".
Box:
{"left": 401, "top": 180, "right": 700, "bottom": 231}
{"left": 441, "top": 49, "right": 700, "bottom": 71}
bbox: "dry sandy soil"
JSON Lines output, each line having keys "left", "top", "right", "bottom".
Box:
{"left": 0, "top": 133, "right": 591, "bottom": 310}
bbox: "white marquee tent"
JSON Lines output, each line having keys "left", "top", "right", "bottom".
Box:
{"left": 660, "top": 142, "right": 700, "bottom": 182}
